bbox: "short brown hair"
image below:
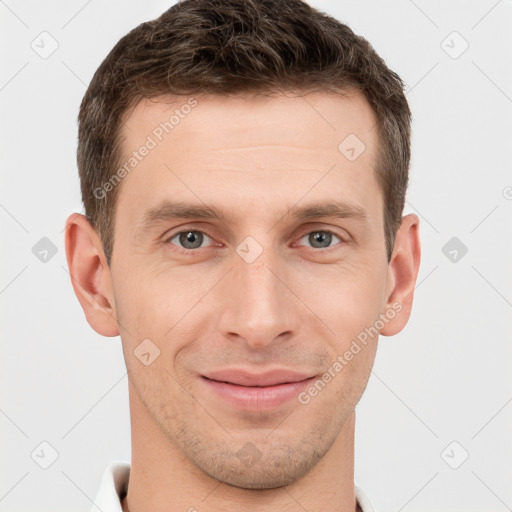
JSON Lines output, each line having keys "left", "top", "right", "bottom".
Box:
{"left": 77, "top": 0, "right": 412, "bottom": 266}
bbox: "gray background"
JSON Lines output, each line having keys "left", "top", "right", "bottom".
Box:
{"left": 1, "top": 0, "right": 511, "bottom": 510}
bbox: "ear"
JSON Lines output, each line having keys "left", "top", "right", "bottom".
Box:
{"left": 64, "top": 213, "right": 119, "bottom": 337}
{"left": 380, "top": 213, "right": 421, "bottom": 336}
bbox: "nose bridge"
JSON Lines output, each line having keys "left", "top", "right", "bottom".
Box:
{"left": 218, "top": 239, "right": 297, "bottom": 346}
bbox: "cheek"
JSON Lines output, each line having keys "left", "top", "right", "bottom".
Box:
{"left": 298, "top": 263, "right": 385, "bottom": 396}
{"left": 113, "top": 268, "right": 194, "bottom": 407}
{"left": 113, "top": 264, "right": 209, "bottom": 368}
{"left": 300, "top": 262, "right": 387, "bottom": 338}
{"left": 112, "top": 265, "right": 169, "bottom": 350}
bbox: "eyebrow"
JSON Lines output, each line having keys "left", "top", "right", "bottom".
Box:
{"left": 136, "top": 199, "right": 368, "bottom": 235}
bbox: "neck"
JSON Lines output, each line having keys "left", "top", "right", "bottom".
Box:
{"left": 123, "top": 381, "right": 358, "bottom": 512}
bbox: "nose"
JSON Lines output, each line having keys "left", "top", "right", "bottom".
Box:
{"left": 217, "top": 253, "right": 300, "bottom": 349}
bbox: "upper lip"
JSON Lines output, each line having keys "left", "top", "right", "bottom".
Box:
{"left": 202, "top": 369, "right": 315, "bottom": 387}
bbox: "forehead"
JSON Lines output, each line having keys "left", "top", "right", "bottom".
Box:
{"left": 114, "top": 90, "right": 381, "bottom": 234}
{"left": 120, "top": 90, "right": 377, "bottom": 158}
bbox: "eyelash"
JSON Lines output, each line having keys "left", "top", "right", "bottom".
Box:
{"left": 164, "top": 228, "right": 346, "bottom": 254}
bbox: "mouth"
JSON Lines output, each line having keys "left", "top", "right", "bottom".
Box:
{"left": 200, "top": 372, "right": 316, "bottom": 412}
{"left": 201, "top": 368, "right": 316, "bottom": 387}
{"left": 204, "top": 378, "right": 296, "bottom": 387}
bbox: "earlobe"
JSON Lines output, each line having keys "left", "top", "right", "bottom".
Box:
{"left": 380, "top": 214, "right": 421, "bottom": 337}
{"left": 64, "top": 213, "right": 120, "bottom": 337}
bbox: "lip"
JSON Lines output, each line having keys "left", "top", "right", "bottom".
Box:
{"left": 200, "top": 369, "right": 316, "bottom": 412}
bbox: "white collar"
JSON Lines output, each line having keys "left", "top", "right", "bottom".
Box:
{"left": 90, "top": 461, "right": 376, "bottom": 512}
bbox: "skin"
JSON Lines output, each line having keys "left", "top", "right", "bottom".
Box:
{"left": 65, "top": 90, "right": 420, "bottom": 512}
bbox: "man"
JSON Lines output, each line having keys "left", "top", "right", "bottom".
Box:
{"left": 65, "top": 0, "right": 421, "bottom": 510}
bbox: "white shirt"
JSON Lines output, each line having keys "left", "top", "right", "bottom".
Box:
{"left": 90, "top": 461, "right": 376, "bottom": 512}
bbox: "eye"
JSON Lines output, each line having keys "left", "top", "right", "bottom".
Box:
{"left": 166, "top": 230, "right": 214, "bottom": 252}
{"left": 296, "top": 230, "right": 344, "bottom": 250}
{"left": 164, "top": 228, "right": 345, "bottom": 254}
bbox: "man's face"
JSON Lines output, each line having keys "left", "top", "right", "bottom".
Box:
{"left": 110, "top": 91, "right": 392, "bottom": 488}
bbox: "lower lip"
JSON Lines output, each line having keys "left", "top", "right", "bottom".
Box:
{"left": 200, "top": 376, "right": 315, "bottom": 412}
